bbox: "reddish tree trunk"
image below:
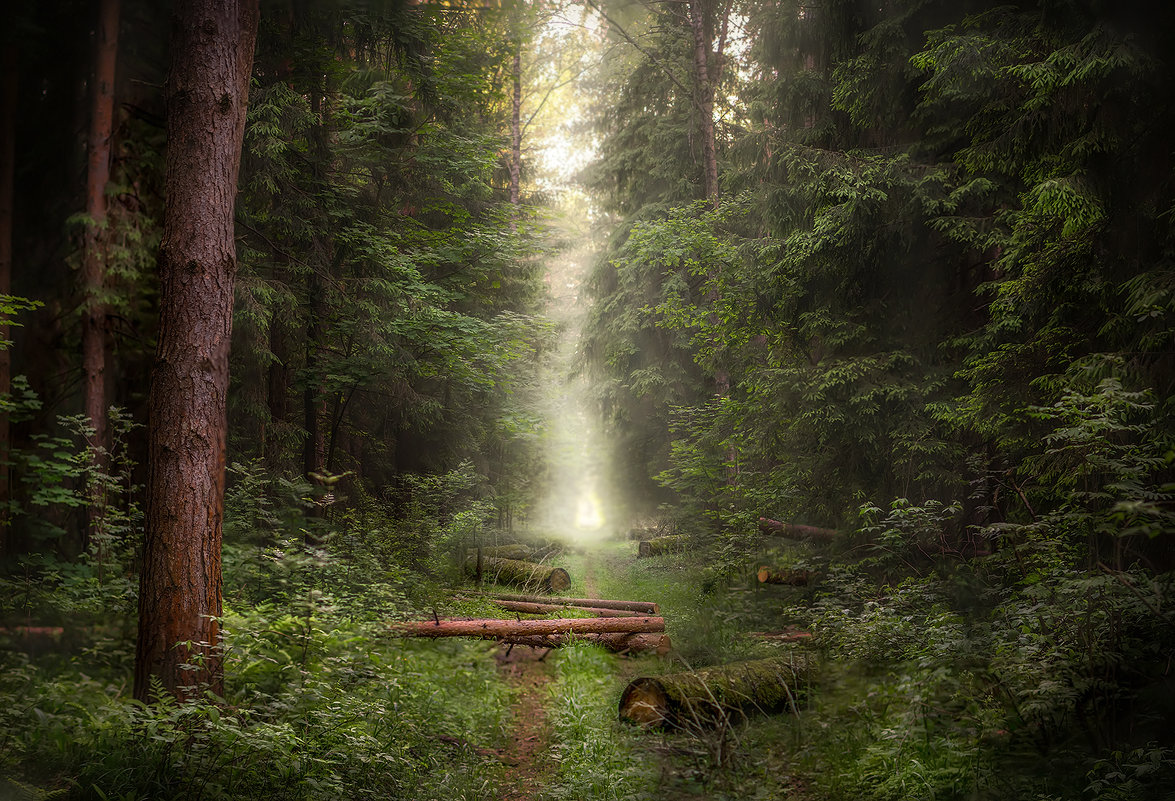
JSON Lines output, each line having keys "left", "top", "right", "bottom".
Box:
{"left": 135, "top": 0, "right": 259, "bottom": 703}
{"left": 82, "top": 0, "right": 120, "bottom": 458}
{"left": 0, "top": 43, "right": 15, "bottom": 555}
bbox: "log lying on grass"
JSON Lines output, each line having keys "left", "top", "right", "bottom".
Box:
{"left": 469, "top": 544, "right": 532, "bottom": 561}
{"left": 465, "top": 556, "right": 571, "bottom": 592}
{"left": 757, "top": 517, "right": 838, "bottom": 543}
{"left": 638, "top": 535, "right": 686, "bottom": 558}
{"left": 396, "top": 615, "right": 665, "bottom": 640}
{"left": 492, "top": 600, "right": 641, "bottom": 617}
{"left": 485, "top": 592, "right": 659, "bottom": 615}
{"left": 501, "top": 632, "right": 672, "bottom": 654}
{"left": 619, "top": 656, "right": 811, "bottom": 729}
{"left": 756, "top": 567, "right": 816, "bottom": 586}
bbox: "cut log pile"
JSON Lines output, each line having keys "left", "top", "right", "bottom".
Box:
{"left": 619, "top": 655, "right": 811, "bottom": 729}
{"left": 396, "top": 615, "right": 664, "bottom": 639}
{"left": 757, "top": 517, "right": 838, "bottom": 543}
{"left": 638, "top": 535, "right": 686, "bottom": 558}
{"left": 491, "top": 600, "right": 641, "bottom": 617}
{"left": 482, "top": 592, "right": 659, "bottom": 615}
{"left": 756, "top": 567, "right": 816, "bottom": 586}
{"left": 465, "top": 556, "right": 571, "bottom": 592}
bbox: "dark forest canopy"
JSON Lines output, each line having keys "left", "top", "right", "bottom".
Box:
{"left": 1, "top": 0, "right": 1173, "bottom": 799}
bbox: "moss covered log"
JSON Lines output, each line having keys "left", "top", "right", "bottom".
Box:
{"left": 637, "top": 535, "right": 686, "bottom": 558}
{"left": 619, "top": 656, "right": 811, "bottom": 729}
{"left": 465, "top": 556, "right": 571, "bottom": 592}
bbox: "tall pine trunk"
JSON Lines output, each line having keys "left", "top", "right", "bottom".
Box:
{"left": 509, "top": 41, "right": 522, "bottom": 212}
{"left": 81, "top": 0, "right": 120, "bottom": 553}
{"left": 81, "top": 0, "right": 119, "bottom": 458}
{"left": 0, "top": 43, "right": 15, "bottom": 557}
{"left": 134, "top": 0, "right": 259, "bottom": 702}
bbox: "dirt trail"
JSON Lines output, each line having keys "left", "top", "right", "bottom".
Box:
{"left": 494, "top": 547, "right": 607, "bottom": 800}
{"left": 497, "top": 643, "right": 554, "bottom": 801}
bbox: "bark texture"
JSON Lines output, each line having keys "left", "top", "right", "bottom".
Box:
{"left": 396, "top": 615, "right": 665, "bottom": 639}
{"left": 465, "top": 556, "right": 571, "bottom": 592}
{"left": 0, "top": 43, "right": 15, "bottom": 555}
{"left": 619, "top": 656, "right": 811, "bottom": 729}
{"left": 481, "top": 592, "right": 659, "bottom": 614}
{"left": 134, "top": 0, "right": 259, "bottom": 702}
{"left": 492, "top": 600, "right": 641, "bottom": 618}
{"left": 638, "top": 535, "right": 686, "bottom": 558}
{"left": 81, "top": 0, "right": 120, "bottom": 458}
{"left": 757, "top": 517, "right": 838, "bottom": 542}
{"left": 509, "top": 41, "right": 521, "bottom": 210}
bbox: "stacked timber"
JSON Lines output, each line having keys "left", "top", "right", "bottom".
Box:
{"left": 491, "top": 600, "right": 641, "bottom": 617}
{"left": 619, "top": 656, "right": 811, "bottom": 729}
{"left": 483, "top": 592, "right": 659, "bottom": 615}
{"left": 465, "top": 556, "right": 571, "bottom": 592}
{"left": 469, "top": 544, "right": 532, "bottom": 561}
{"left": 757, "top": 517, "right": 837, "bottom": 543}
{"left": 638, "top": 535, "right": 686, "bottom": 558}
{"left": 756, "top": 567, "right": 816, "bottom": 586}
{"left": 396, "top": 615, "right": 664, "bottom": 639}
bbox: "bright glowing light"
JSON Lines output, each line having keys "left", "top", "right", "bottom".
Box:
{"left": 575, "top": 489, "right": 605, "bottom": 531}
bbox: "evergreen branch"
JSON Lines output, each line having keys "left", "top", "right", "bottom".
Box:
{"left": 582, "top": 0, "right": 697, "bottom": 108}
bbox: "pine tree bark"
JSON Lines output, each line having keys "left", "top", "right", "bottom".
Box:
{"left": 687, "top": 0, "right": 718, "bottom": 205}
{"left": 0, "top": 43, "right": 15, "bottom": 556}
{"left": 509, "top": 41, "right": 522, "bottom": 212}
{"left": 134, "top": 0, "right": 259, "bottom": 703}
{"left": 81, "top": 0, "right": 119, "bottom": 461}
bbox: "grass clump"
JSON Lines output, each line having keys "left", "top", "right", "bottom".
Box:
{"left": 543, "top": 643, "right": 650, "bottom": 801}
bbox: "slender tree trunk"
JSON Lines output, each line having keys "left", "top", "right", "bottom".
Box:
{"left": 135, "top": 0, "right": 259, "bottom": 703}
{"left": 303, "top": 91, "right": 329, "bottom": 489}
{"left": 81, "top": 0, "right": 120, "bottom": 556}
{"left": 264, "top": 306, "right": 289, "bottom": 470}
{"left": 687, "top": 0, "right": 718, "bottom": 205}
{"left": 509, "top": 41, "right": 522, "bottom": 212}
{"left": 82, "top": 0, "right": 120, "bottom": 460}
{"left": 0, "top": 44, "right": 15, "bottom": 557}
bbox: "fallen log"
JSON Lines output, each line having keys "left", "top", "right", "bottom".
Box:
{"left": 491, "top": 600, "right": 641, "bottom": 617}
{"left": 500, "top": 632, "right": 672, "bottom": 654}
{"left": 465, "top": 556, "right": 571, "bottom": 592}
{"left": 619, "top": 656, "right": 811, "bottom": 729}
{"left": 469, "top": 544, "right": 532, "bottom": 561}
{"left": 396, "top": 615, "right": 665, "bottom": 639}
{"left": 478, "top": 592, "right": 660, "bottom": 615}
{"left": 757, "top": 517, "right": 838, "bottom": 542}
{"left": 638, "top": 535, "right": 686, "bottom": 558}
{"left": 756, "top": 567, "right": 816, "bottom": 586}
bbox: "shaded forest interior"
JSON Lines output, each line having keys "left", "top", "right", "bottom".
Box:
{"left": 1, "top": 0, "right": 1174, "bottom": 799}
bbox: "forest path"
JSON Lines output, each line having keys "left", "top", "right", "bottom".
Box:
{"left": 496, "top": 642, "right": 554, "bottom": 801}
{"left": 493, "top": 545, "right": 605, "bottom": 800}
